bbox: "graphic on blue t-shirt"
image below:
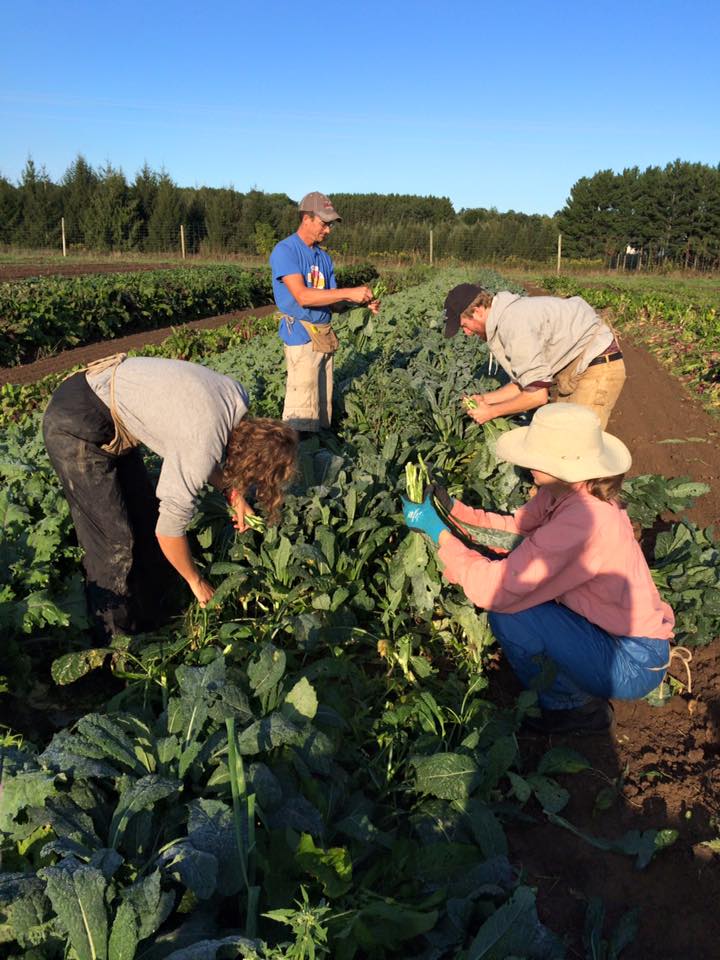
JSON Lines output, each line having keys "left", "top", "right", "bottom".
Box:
{"left": 307, "top": 263, "right": 326, "bottom": 289}
{"left": 269, "top": 234, "right": 337, "bottom": 346}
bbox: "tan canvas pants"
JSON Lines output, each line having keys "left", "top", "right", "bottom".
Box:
{"left": 555, "top": 359, "right": 627, "bottom": 429}
{"left": 282, "top": 342, "right": 333, "bottom": 432}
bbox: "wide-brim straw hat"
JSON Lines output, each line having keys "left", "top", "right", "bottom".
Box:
{"left": 495, "top": 403, "right": 632, "bottom": 482}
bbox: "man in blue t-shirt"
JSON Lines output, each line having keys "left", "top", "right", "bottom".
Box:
{"left": 269, "top": 191, "right": 379, "bottom": 433}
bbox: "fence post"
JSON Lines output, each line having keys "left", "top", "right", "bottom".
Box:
{"left": 180, "top": 224, "right": 186, "bottom": 260}
{"left": 61, "top": 217, "right": 67, "bottom": 257}
{"left": 429, "top": 228, "right": 433, "bottom": 266}
{"left": 556, "top": 233, "right": 562, "bottom": 275}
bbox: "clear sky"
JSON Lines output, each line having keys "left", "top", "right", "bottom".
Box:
{"left": 2, "top": 0, "right": 718, "bottom": 216}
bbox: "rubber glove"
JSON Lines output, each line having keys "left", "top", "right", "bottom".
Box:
{"left": 430, "top": 483, "right": 455, "bottom": 515}
{"left": 401, "top": 494, "right": 450, "bottom": 545}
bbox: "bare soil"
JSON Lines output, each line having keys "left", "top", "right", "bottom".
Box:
{"left": 0, "top": 304, "right": 278, "bottom": 387}
{"left": 491, "top": 642, "right": 720, "bottom": 960}
{"left": 608, "top": 337, "right": 720, "bottom": 529}
{"left": 2, "top": 289, "right": 719, "bottom": 958}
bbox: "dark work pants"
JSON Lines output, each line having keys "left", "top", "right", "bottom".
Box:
{"left": 43, "top": 372, "right": 175, "bottom": 640}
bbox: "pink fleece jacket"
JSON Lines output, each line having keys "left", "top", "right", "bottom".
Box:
{"left": 438, "top": 486, "right": 674, "bottom": 640}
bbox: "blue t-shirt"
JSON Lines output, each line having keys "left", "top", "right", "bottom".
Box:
{"left": 269, "top": 233, "right": 337, "bottom": 346}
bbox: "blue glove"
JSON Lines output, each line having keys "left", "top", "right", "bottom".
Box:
{"left": 430, "top": 483, "right": 455, "bottom": 515}
{"left": 401, "top": 495, "right": 449, "bottom": 545}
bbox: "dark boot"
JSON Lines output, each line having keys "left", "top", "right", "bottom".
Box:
{"left": 523, "top": 698, "right": 614, "bottom": 736}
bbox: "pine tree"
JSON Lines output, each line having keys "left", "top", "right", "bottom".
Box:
{"left": 61, "top": 155, "right": 98, "bottom": 247}
{"left": 146, "top": 173, "right": 184, "bottom": 252}
{"left": 0, "top": 174, "right": 20, "bottom": 243}
{"left": 131, "top": 163, "right": 160, "bottom": 250}
{"left": 82, "top": 163, "right": 138, "bottom": 251}
{"left": 18, "top": 158, "right": 61, "bottom": 248}
{"left": 203, "top": 188, "right": 244, "bottom": 253}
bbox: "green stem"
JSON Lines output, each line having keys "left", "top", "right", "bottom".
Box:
{"left": 225, "top": 717, "right": 259, "bottom": 938}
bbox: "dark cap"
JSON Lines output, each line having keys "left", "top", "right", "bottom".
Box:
{"left": 299, "top": 191, "right": 342, "bottom": 223}
{"left": 443, "top": 283, "right": 490, "bottom": 338}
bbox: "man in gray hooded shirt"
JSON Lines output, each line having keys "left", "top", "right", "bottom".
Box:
{"left": 443, "top": 284, "right": 626, "bottom": 429}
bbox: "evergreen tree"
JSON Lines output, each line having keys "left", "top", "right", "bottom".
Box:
{"left": 181, "top": 187, "right": 207, "bottom": 253}
{"left": 240, "top": 190, "right": 279, "bottom": 252}
{"left": 82, "top": 163, "right": 138, "bottom": 251}
{"left": 131, "top": 163, "right": 160, "bottom": 249}
{"left": 203, "top": 188, "right": 244, "bottom": 253}
{"left": 632, "top": 165, "right": 665, "bottom": 263}
{"left": 60, "top": 155, "right": 98, "bottom": 246}
{"left": 18, "top": 158, "right": 61, "bottom": 247}
{"left": 0, "top": 174, "right": 20, "bottom": 243}
{"left": 146, "top": 173, "right": 184, "bottom": 252}
{"left": 559, "top": 160, "right": 720, "bottom": 269}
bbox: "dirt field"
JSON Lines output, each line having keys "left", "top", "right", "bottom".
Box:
{"left": 496, "top": 641, "right": 720, "bottom": 960}
{"left": 2, "top": 287, "right": 719, "bottom": 958}
{"left": 0, "top": 303, "right": 279, "bottom": 387}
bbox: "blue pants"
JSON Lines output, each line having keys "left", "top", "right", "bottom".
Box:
{"left": 488, "top": 602, "right": 670, "bottom": 710}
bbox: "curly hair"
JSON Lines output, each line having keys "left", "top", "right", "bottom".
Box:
{"left": 223, "top": 418, "right": 299, "bottom": 524}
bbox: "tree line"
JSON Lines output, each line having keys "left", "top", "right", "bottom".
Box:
{"left": 558, "top": 160, "right": 720, "bottom": 270}
{"left": 0, "top": 156, "right": 558, "bottom": 262}
{"left": 1, "top": 155, "right": 718, "bottom": 269}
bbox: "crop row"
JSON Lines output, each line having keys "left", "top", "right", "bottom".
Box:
{"left": 0, "top": 313, "right": 280, "bottom": 431}
{"left": 0, "top": 262, "right": 380, "bottom": 368}
{"left": 539, "top": 276, "right": 720, "bottom": 413}
{"left": 0, "top": 268, "right": 717, "bottom": 958}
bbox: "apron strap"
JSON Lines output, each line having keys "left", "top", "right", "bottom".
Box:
{"left": 649, "top": 645, "right": 693, "bottom": 694}
{"left": 85, "top": 353, "right": 140, "bottom": 455}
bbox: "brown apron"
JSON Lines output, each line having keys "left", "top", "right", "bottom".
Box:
{"left": 554, "top": 352, "right": 585, "bottom": 397}
{"left": 555, "top": 319, "right": 623, "bottom": 398}
{"left": 83, "top": 353, "right": 140, "bottom": 455}
{"left": 299, "top": 319, "right": 339, "bottom": 354}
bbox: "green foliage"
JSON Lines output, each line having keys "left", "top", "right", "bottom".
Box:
{"left": 0, "top": 418, "right": 87, "bottom": 690}
{"left": 254, "top": 222, "right": 277, "bottom": 257}
{"left": 0, "top": 265, "right": 274, "bottom": 366}
{"left": 650, "top": 521, "right": 720, "bottom": 645}
{"left": 557, "top": 160, "right": 720, "bottom": 269}
{"left": 623, "top": 475, "right": 711, "bottom": 527}
{"left": 2, "top": 158, "right": 563, "bottom": 263}
{"left": 0, "top": 265, "right": 711, "bottom": 958}
{"left": 546, "top": 813, "right": 679, "bottom": 871}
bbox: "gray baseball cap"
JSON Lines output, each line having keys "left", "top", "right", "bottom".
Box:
{"left": 299, "top": 191, "right": 342, "bottom": 223}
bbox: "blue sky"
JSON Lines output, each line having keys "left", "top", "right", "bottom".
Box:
{"left": 2, "top": 0, "right": 718, "bottom": 216}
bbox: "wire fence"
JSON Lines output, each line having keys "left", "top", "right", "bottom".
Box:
{"left": 2, "top": 220, "right": 718, "bottom": 275}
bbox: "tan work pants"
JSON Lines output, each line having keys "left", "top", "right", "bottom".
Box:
{"left": 555, "top": 359, "right": 626, "bottom": 429}
{"left": 282, "top": 343, "right": 333, "bottom": 432}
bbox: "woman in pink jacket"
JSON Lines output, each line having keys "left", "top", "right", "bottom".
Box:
{"left": 402, "top": 403, "right": 675, "bottom": 735}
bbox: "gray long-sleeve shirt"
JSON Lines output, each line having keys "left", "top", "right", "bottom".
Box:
{"left": 486, "top": 292, "right": 613, "bottom": 389}
{"left": 87, "top": 357, "right": 248, "bottom": 536}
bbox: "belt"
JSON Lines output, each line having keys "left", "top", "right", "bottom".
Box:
{"left": 587, "top": 351, "right": 623, "bottom": 368}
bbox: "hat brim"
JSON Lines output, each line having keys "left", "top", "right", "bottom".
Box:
{"left": 444, "top": 313, "right": 460, "bottom": 338}
{"left": 495, "top": 424, "right": 632, "bottom": 481}
{"left": 317, "top": 212, "right": 342, "bottom": 223}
